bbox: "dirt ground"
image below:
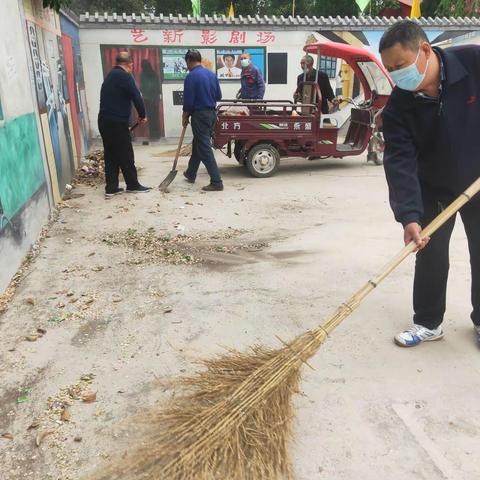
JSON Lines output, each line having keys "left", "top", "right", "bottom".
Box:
{"left": 1, "top": 144, "right": 479, "bottom": 480}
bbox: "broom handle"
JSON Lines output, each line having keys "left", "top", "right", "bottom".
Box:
{"left": 172, "top": 125, "right": 187, "bottom": 171}
{"left": 322, "top": 177, "right": 480, "bottom": 335}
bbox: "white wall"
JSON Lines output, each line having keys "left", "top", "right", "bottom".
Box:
{"left": 79, "top": 27, "right": 336, "bottom": 138}
{"left": 0, "top": 0, "right": 38, "bottom": 120}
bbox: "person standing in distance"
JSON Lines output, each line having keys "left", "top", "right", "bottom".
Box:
{"left": 239, "top": 52, "right": 265, "bottom": 100}
{"left": 379, "top": 20, "right": 480, "bottom": 347}
{"left": 182, "top": 49, "right": 224, "bottom": 192}
{"left": 98, "top": 52, "right": 150, "bottom": 198}
{"left": 294, "top": 55, "right": 335, "bottom": 114}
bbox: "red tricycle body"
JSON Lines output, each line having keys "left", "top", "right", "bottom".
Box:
{"left": 213, "top": 41, "right": 393, "bottom": 177}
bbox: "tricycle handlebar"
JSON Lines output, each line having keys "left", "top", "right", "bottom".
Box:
{"left": 220, "top": 98, "right": 294, "bottom": 104}
{"left": 217, "top": 102, "right": 316, "bottom": 108}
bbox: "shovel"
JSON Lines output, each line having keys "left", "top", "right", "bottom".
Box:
{"left": 159, "top": 125, "right": 187, "bottom": 192}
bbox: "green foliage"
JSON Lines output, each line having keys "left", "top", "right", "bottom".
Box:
{"left": 367, "top": 0, "right": 401, "bottom": 16}
{"left": 68, "top": 0, "right": 154, "bottom": 14}
{"left": 43, "top": 0, "right": 71, "bottom": 11}
{"left": 62, "top": 0, "right": 480, "bottom": 17}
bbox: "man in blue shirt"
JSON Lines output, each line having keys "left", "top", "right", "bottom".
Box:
{"left": 98, "top": 52, "right": 150, "bottom": 197}
{"left": 239, "top": 52, "right": 265, "bottom": 100}
{"left": 182, "top": 49, "right": 223, "bottom": 191}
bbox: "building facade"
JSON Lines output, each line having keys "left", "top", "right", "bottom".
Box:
{"left": 79, "top": 13, "right": 480, "bottom": 139}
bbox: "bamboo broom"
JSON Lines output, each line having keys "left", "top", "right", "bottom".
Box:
{"left": 91, "top": 177, "right": 480, "bottom": 480}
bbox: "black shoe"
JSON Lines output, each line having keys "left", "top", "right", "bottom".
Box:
{"left": 126, "top": 185, "right": 151, "bottom": 193}
{"left": 202, "top": 184, "right": 224, "bottom": 192}
{"left": 183, "top": 171, "right": 195, "bottom": 184}
{"left": 105, "top": 187, "right": 124, "bottom": 198}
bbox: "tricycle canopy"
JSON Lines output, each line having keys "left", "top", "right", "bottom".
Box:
{"left": 304, "top": 41, "right": 394, "bottom": 99}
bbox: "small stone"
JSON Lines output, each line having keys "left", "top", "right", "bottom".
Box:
{"left": 74, "top": 436, "right": 82, "bottom": 442}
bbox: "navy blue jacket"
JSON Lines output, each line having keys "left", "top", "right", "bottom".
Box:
{"left": 240, "top": 64, "right": 265, "bottom": 99}
{"left": 183, "top": 65, "right": 222, "bottom": 113}
{"left": 99, "top": 66, "right": 146, "bottom": 122}
{"left": 383, "top": 45, "right": 480, "bottom": 226}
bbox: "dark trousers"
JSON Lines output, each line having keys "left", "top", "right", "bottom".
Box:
{"left": 185, "top": 109, "right": 222, "bottom": 187}
{"left": 98, "top": 116, "right": 140, "bottom": 193}
{"left": 413, "top": 188, "right": 480, "bottom": 329}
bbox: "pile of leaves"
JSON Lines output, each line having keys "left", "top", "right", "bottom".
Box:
{"left": 74, "top": 150, "right": 105, "bottom": 186}
{"left": 102, "top": 228, "right": 268, "bottom": 266}
{"left": 153, "top": 144, "right": 192, "bottom": 158}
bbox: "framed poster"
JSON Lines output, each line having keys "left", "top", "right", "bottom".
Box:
{"left": 162, "top": 48, "right": 188, "bottom": 80}
{"left": 216, "top": 47, "right": 266, "bottom": 80}
{"left": 216, "top": 48, "right": 242, "bottom": 79}
{"left": 162, "top": 48, "right": 215, "bottom": 81}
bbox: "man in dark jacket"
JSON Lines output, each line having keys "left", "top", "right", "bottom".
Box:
{"left": 239, "top": 52, "right": 265, "bottom": 100}
{"left": 294, "top": 55, "right": 335, "bottom": 114}
{"left": 182, "top": 49, "right": 223, "bottom": 191}
{"left": 98, "top": 52, "right": 150, "bottom": 198}
{"left": 380, "top": 20, "right": 480, "bottom": 347}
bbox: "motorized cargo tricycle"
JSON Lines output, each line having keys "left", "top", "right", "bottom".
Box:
{"left": 212, "top": 41, "right": 393, "bottom": 177}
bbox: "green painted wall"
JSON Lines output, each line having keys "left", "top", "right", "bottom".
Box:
{"left": 0, "top": 113, "right": 45, "bottom": 220}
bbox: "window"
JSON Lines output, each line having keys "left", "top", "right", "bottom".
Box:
{"left": 318, "top": 56, "right": 337, "bottom": 78}
{"left": 357, "top": 61, "right": 392, "bottom": 96}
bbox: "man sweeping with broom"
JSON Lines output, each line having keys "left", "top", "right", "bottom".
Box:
{"left": 379, "top": 20, "right": 480, "bottom": 347}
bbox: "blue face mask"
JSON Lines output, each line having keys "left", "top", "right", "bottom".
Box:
{"left": 390, "top": 49, "right": 429, "bottom": 91}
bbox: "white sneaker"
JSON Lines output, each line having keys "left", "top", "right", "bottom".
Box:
{"left": 394, "top": 324, "right": 444, "bottom": 347}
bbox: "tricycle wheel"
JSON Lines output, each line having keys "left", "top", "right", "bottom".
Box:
{"left": 246, "top": 144, "right": 280, "bottom": 178}
{"left": 234, "top": 140, "right": 246, "bottom": 165}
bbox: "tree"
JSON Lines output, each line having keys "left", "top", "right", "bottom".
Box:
{"left": 68, "top": 0, "right": 153, "bottom": 13}
{"left": 43, "top": 0, "right": 71, "bottom": 11}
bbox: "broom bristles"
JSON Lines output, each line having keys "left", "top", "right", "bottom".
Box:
{"left": 90, "top": 303, "right": 353, "bottom": 480}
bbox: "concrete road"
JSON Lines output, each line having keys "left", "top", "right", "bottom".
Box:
{"left": 0, "top": 145, "right": 478, "bottom": 480}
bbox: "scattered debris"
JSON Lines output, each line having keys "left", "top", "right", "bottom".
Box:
{"left": 1, "top": 433, "right": 14, "bottom": 440}
{"left": 101, "top": 228, "right": 267, "bottom": 266}
{"left": 111, "top": 294, "right": 123, "bottom": 303}
{"left": 163, "top": 307, "right": 173, "bottom": 314}
{"left": 25, "top": 297, "right": 35, "bottom": 306}
{"left": 74, "top": 436, "right": 82, "bottom": 443}
{"left": 17, "top": 389, "right": 31, "bottom": 403}
{"left": 82, "top": 392, "right": 97, "bottom": 403}
{"left": 27, "top": 420, "right": 40, "bottom": 431}
{"left": 61, "top": 408, "right": 71, "bottom": 422}
{"left": 35, "top": 430, "right": 54, "bottom": 447}
{"left": 37, "top": 327, "right": 47, "bottom": 335}
{"left": 74, "top": 150, "right": 105, "bottom": 186}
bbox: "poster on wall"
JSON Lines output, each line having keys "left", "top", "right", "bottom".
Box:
{"left": 216, "top": 49, "right": 242, "bottom": 79}
{"left": 216, "top": 47, "right": 266, "bottom": 80}
{"left": 162, "top": 48, "right": 215, "bottom": 80}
